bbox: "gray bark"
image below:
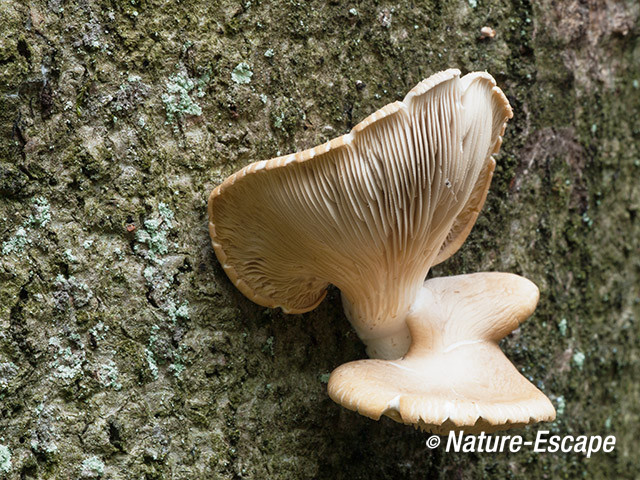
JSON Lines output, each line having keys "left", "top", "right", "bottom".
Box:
{"left": 0, "top": 0, "right": 638, "bottom": 478}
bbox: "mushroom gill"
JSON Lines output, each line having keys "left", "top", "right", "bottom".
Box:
{"left": 208, "top": 69, "right": 513, "bottom": 359}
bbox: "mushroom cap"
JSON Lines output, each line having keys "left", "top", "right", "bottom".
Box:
{"left": 327, "top": 273, "right": 556, "bottom": 434}
{"left": 208, "top": 69, "right": 512, "bottom": 323}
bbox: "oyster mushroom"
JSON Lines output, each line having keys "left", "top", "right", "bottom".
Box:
{"left": 209, "top": 69, "right": 511, "bottom": 359}
{"left": 208, "top": 68, "right": 555, "bottom": 433}
{"left": 327, "top": 272, "right": 556, "bottom": 434}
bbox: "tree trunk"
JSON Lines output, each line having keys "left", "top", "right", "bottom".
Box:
{"left": 0, "top": 0, "right": 638, "bottom": 478}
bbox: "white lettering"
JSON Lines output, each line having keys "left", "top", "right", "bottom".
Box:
{"left": 561, "top": 435, "right": 574, "bottom": 452}
{"left": 574, "top": 436, "right": 588, "bottom": 454}
{"left": 586, "top": 436, "right": 603, "bottom": 458}
{"left": 534, "top": 430, "right": 548, "bottom": 452}
{"left": 509, "top": 436, "right": 522, "bottom": 453}
{"left": 602, "top": 436, "right": 616, "bottom": 452}
{"left": 485, "top": 435, "right": 499, "bottom": 453}
{"left": 446, "top": 431, "right": 463, "bottom": 452}
{"left": 476, "top": 432, "right": 486, "bottom": 453}
{"left": 462, "top": 435, "right": 476, "bottom": 452}
{"left": 548, "top": 435, "right": 560, "bottom": 453}
{"left": 440, "top": 431, "right": 616, "bottom": 456}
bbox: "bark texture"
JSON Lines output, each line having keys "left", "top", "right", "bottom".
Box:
{"left": 0, "top": 0, "right": 638, "bottom": 478}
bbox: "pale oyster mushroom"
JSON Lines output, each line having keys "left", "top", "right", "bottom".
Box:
{"left": 327, "top": 272, "right": 556, "bottom": 434}
{"left": 209, "top": 69, "right": 512, "bottom": 359}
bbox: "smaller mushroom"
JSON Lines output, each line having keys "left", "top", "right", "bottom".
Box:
{"left": 328, "top": 272, "right": 556, "bottom": 434}
{"left": 480, "top": 26, "right": 496, "bottom": 39}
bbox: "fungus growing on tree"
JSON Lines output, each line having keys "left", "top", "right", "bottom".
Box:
{"left": 327, "top": 273, "right": 556, "bottom": 433}
{"left": 208, "top": 69, "right": 555, "bottom": 432}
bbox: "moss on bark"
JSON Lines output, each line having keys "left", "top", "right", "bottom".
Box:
{"left": 0, "top": 0, "right": 638, "bottom": 478}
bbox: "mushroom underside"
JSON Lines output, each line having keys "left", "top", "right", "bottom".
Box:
{"left": 328, "top": 341, "right": 556, "bottom": 434}
{"left": 208, "top": 69, "right": 513, "bottom": 329}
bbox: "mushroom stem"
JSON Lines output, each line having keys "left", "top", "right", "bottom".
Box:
{"left": 339, "top": 265, "right": 436, "bottom": 360}
{"left": 328, "top": 272, "right": 556, "bottom": 434}
{"left": 342, "top": 291, "right": 412, "bottom": 359}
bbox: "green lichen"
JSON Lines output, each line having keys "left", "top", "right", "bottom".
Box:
{"left": 29, "top": 402, "right": 60, "bottom": 457}
{"left": 167, "top": 300, "right": 189, "bottom": 324}
{"left": 97, "top": 360, "right": 122, "bottom": 390}
{"left": 136, "top": 220, "right": 169, "bottom": 258}
{"left": 557, "top": 318, "right": 568, "bottom": 336}
{"left": 135, "top": 204, "right": 176, "bottom": 260}
{"left": 162, "top": 72, "right": 203, "bottom": 124}
{"left": 148, "top": 325, "right": 159, "bottom": 348}
{"left": 157, "top": 202, "right": 175, "bottom": 228}
{"left": 0, "top": 362, "right": 18, "bottom": 390}
{"left": 55, "top": 275, "right": 93, "bottom": 308}
{"left": 30, "top": 439, "right": 58, "bottom": 455}
{"left": 231, "top": 62, "right": 253, "bottom": 84}
{"left": 51, "top": 345, "right": 84, "bottom": 380}
{"left": 556, "top": 395, "right": 566, "bottom": 417}
{"left": 0, "top": 445, "right": 11, "bottom": 474}
{"left": 49, "top": 336, "right": 86, "bottom": 382}
{"left": 272, "top": 112, "right": 284, "bottom": 129}
{"left": 572, "top": 350, "right": 586, "bottom": 370}
{"left": 0, "top": 0, "right": 638, "bottom": 477}
{"left": 89, "top": 322, "right": 109, "bottom": 343}
{"left": 27, "top": 196, "right": 51, "bottom": 228}
{"left": 143, "top": 265, "right": 156, "bottom": 283}
{"left": 63, "top": 249, "right": 77, "bottom": 263}
{"left": 145, "top": 348, "right": 158, "bottom": 381}
{"left": 1, "top": 227, "right": 29, "bottom": 255}
{"left": 169, "top": 345, "right": 187, "bottom": 378}
{"left": 81, "top": 456, "right": 105, "bottom": 478}
{"left": 169, "top": 362, "right": 185, "bottom": 377}
{"left": 1, "top": 196, "right": 51, "bottom": 256}
{"left": 262, "top": 336, "right": 274, "bottom": 356}
{"left": 144, "top": 324, "right": 162, "bottom": 380}
{"left": 605, "top": 416, "right": 612, "bottom": 429}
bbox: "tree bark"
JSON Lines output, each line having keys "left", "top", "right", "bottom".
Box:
{"left": 0, "top": 0, "right": 638, "bottom": 478}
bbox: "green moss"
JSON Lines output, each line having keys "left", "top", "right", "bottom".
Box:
{"left": 0, "top": 0, "right": 638, "bottom": 477}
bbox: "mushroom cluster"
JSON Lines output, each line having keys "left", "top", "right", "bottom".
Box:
{"left": 208, "top": 69, "right": 555, "bottom": 433}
